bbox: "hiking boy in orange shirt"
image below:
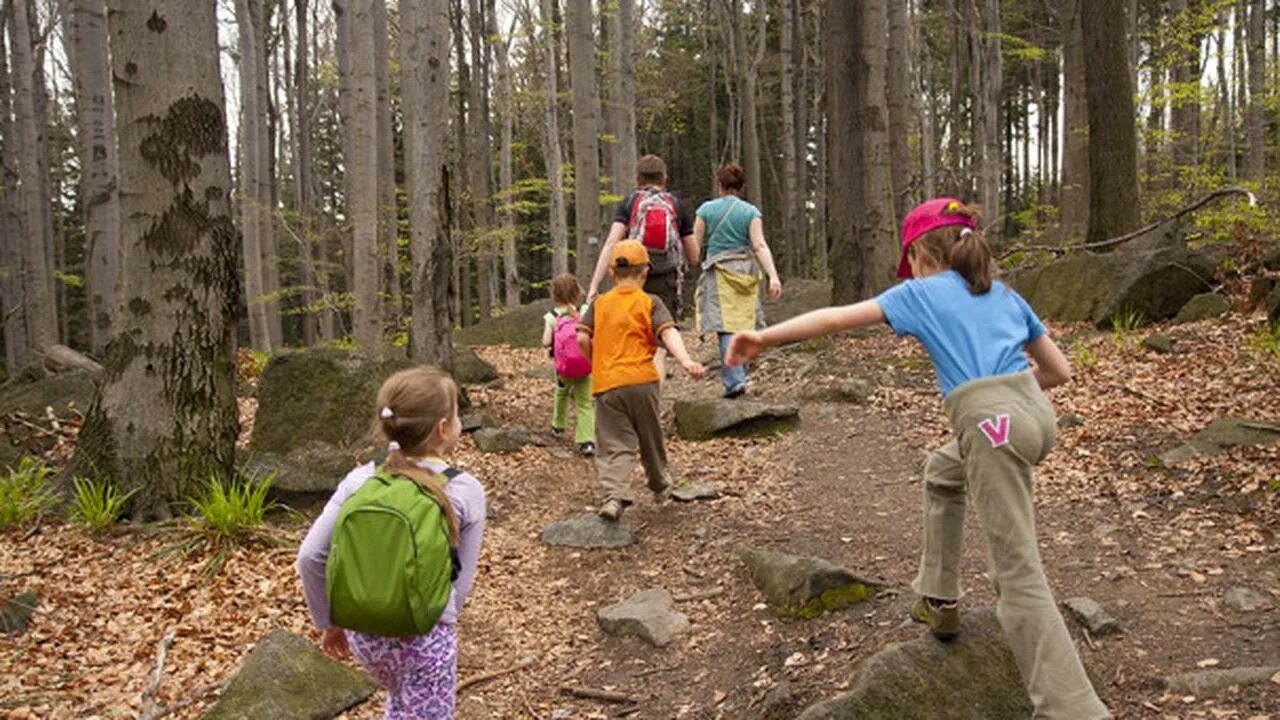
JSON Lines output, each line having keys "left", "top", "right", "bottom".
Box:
{"left": 577, "top": 240, "right": 706, "bottom": 521}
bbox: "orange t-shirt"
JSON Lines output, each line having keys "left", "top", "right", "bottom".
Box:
{"left": 578, "top": 285, "right": 675, "bottom": 395}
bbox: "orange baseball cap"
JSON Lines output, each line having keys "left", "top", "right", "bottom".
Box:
{"left": 611, "top": 239, "right": 650, "bottom": 268}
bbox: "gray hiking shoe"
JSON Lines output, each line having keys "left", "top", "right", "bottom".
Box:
{"left": 598, "top": 498, "right": 624, "bottom": 521}
{"left": 910, "top": 597, "right": 961, "bottom": 641}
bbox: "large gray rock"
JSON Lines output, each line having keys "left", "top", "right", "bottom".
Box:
{"left": 472, "top": 426, "right": 532, "bottom": 453}
{"left": 596, "top": 588, "right": 690, "bottom": 647}
{"left": 455, "top": 299, "right": 554, "bottom": 348}
{"left": 1159, "top": 417, "right": 1280, "bottom": 465}
{"left": 739, "top": 548, "right": 880, "bottom": 619}
{"left": 1007, "top": 224, "right": 1216, "bottom": 327}
{"left": 1172, "top": 292, "right": 1230, "bottom": 324}
{"left": 201, "top": 630, "right": 376, "bottom": 720}
{"left": 670, "top": 481, "right": 724, "bottom": 502}
{"left": 1141, "top": 334, "right": 1177, "bottom": 354}
{"left": 251, "top": 348, "right": 416, "bottom": 456}
{"left": 452, "top": 346, "right": 498, "bottom": 385}
{"left": 798, "top": 609, "right": 1103, "bottom": 720}
{"left": 1163, "top": 666, "right": 1280, "bottom": 696}
{"left": 762, "top": 279, "right": 832, "bottom": 324}
{"left": 1224, "top": 586, "right": 1273, "bottom": 613}
{"left": 541, "top": 513, "right": 636, "bottom": 548}
{"left": 239, "top": 440, "right": 358, "bottom": 503}
{"left": 0, "top": 370, "right": 99, "bottom": 469}
{"left": 1062, "top": 596, "right": 1123, "bottom": 636}
{"left": 674, "top": 399, "right": 800, "bottom": 441}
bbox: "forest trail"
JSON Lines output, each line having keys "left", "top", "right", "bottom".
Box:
{"left": 1, "top": 321, "right": 1278, "bottom": 719}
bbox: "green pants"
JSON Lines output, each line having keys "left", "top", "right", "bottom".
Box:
{"left": 911, "top": 371, "right": 1109, "bottom": 720}
{"left": 552, "top": 375, "right": 595, "bottom": 444}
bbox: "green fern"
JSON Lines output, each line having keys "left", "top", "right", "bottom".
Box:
{"left": 68, "top": 477, "right": 136, "bottom": 533}
{"left": 0, "top": 457, "right": 59, "bottom": 530}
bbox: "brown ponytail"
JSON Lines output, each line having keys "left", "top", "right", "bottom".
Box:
{"left": 907, "top": 202, "right": 993, "bottom": 294}
{"left": 374, "top": 366, "right": 461, "bottom": 544}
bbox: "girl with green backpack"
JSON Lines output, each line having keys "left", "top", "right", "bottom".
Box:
{"left": 298, "top": 367, "right": 487, "bottom": 719}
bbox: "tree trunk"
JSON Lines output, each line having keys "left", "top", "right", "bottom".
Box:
{"left": 886, "top": 0, "right": 911, "bottom": 215}
{"left": 861, "top": 0, "right": 896, "bottom": 294}
{"left": 1169, "top": 0, "right": 1202, "bottom": 171}
{"left": 235, "top": 0, "right": 271, "bottom": 351}
{"left": 374, "top": 0, "right": 400, "bottom": 329}
{"left": 541, "top": 0, "right": 569, "bottom": 276}
{"left": 1244, "top": 0, "right": 1264, "bottom": 178}
{"left": 567, "top": 0, "right": 600, "bottom": 282}
{"left": 1082, "top": 0, "right": 1141, "bottom": 242}
{"left": 811, "top": 1, "right": 827, "bottom": 279}
{"left": 470, "top": 0, "right": 497, "bottom": 318}
{"left": 345, "top": 0, "right": 382, "bottom": 349}
{"left": 780, "top": 0, "right": 799, "bottom": 278}
{"left": 79, "top": 0, "right": 240, "bottom": 518}
{"left": 7, "top": 0, "right": 56, "bottom": 355}
{"left": 293, "top": 0, "right": 320, "bottom": 346}
{"left": 402, "top": 0, "right": 455, "bottom": 368}
{"left": 66, "top": 0, "right": 120, "bottom": 358}
{"left": 450, "top": 0, "right": 472, "bottom": 328}
{"left": 0, "top": 13, "right": 29, "bottom": 370}
{"left": 970, "top": 0, "right": 1001, "bottom": 236}
{"left": 259, "top": 1, "right": 282, "bottom": 349}
{"left": 495, "top": 8, "right": 519, "bottom": 307}
{"left": 730, "top": 0, "right": 765, "bottom": 205}
{"left": 611, "top": 0, "right": 636, "bottom": 195}
{"left": 1060, "top": 0, "right": 1088, "bottom": 240}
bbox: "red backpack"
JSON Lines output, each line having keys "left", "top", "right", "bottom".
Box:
{"left": 552, "top": 312, "right": 591, "bottom": 378}
{"left": 628, "top": 189, "right": 682, "bottom": 272}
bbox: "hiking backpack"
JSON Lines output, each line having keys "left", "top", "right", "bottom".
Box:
{"left": 552, "top": 312, "right": 591, "bottom": 378}
{"left": 325, "top": 467, "right": 461, "bottom": 637}
{"left": 628, "top": 188, "right": 682, "bottom": 273}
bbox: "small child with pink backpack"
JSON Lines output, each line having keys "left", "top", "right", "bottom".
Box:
{"left": 542, "top": 274, "right": 596, "bottom": 455}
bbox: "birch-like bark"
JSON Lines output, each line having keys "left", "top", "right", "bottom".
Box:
{"left": 541, "top": 0, "right": 569, "bottom": 277}
{"left": 347, "top": 0, "right": 382, "bottom": 348}
{"left": 567, "top": 0, "right": 600, "bottom": 281}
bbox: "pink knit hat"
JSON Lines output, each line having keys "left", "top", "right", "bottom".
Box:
{"left": 897, "top": 197, "right": 977, "bottom": 279}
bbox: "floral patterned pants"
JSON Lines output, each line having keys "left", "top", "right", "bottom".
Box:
{"left": 347, "top": 623, "right": 458, "bottom": 719}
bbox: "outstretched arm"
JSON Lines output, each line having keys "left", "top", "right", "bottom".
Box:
{"left": 660, "top": 326, "right": 706, "bottom": 379}
{"left": 588, "top": 222, "right": 627, "bottom": 300}
{"left": 725, "top": 299, "right": 887, "bottom": 367}
{"left": 1025, "top": 334, "right": 1072, "bottom": 389}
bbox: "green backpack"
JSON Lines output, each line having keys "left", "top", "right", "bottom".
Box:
{"left": 325, "top": 466, "right": 460, "bottom": 637}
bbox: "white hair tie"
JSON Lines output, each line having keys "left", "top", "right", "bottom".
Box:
{"left": 380, "top": 406, "right": 395, "bottom": 419}
{"left": 959, "top": 227, "right": 974, "bottom": 237}
{"left": 387, "top": 440, "right": 401, "bottom": 452}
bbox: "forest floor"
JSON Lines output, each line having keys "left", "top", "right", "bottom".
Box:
{"left": 1, "top": 310, "right": 1279, "bottom": 719}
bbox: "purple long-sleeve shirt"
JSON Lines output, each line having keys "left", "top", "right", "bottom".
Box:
{"left": 296, "top": 458, "right": 487, "bottom": 630}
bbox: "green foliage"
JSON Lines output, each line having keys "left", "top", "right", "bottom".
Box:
{"left": 187, "top": 471, "right": 274, "bottom": 541}
{"left": 68, "top": 477, "right": 135, "bottom": 533}
{"left": 53, "top": 270, "right": 83, "bottom": 288}
{"left": 1109, "top": 307, "right": 1147, "bottom": 333}
{"left": 0, "top": 457, "right": 60, "bottom": 530}
{"left": 1069, "top": 340, "right": 1098, "bottom": 372}
{"left": 1250, "top": 322, "right": 1280, "bottom": 361}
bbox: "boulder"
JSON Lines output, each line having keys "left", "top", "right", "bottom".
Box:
{"left": 1172, "top": 292, "right": 1230, "bottom": 324}
{"left": 472, "top": 426, "right": 532, "bottom": 453}
{"left": 801, "top": 378, "right": 873, "bottom": 404}
{"left": 460, "top": 412, "right": 496, "bottom": 433}
{"left": 0, "top": 591, "right": 38, "bottom": 635}
{"left": 670, "top": 481, "right": 724, "bottom": 502}
{"left": 798, "top": 609, "right": 1104, "bottom": 720}
{"left": 1248, "top": 277, "right": 1276, "bottom": 310}
{"left": 1223, "top": 586, "right": 1273, "bottom": 613}
{"left": 452, "top": 346, "right": 498, "bottom": 385}
{"left": 674, "top": 399, "right": 799, "bottom": 441}
{"left": 1159, "top": 417, "right": 1280, "bottom": 465}
{"left": 0, "top": 370, "right": 99, "bottom": 468}
{"left": 1163, "top": 665, "right": 1280, "bottom": 696}
{"left": 596, "top": 588, "right": 690, "bottom": 647}
{"left": 239, "top": 440, "right": 359, "bottom": 504}
{"left": 200, "top": 630, "right": 376, "bottom": 720}
{"left": 541, "top": 513, "right": 636, "bottom": 548}
{"left": 1007, "top": 223, "right": 1216, "bottom": 327}
{"left": 738, "top": 548, "right": 880, "bottom": 619}
{"left": 1061, "top": 596, "right": 1123, "bottom": 636}
{"left": 761, "top": 279, "right": 832, "bottom": 324}
{"left": 251, "top": 348, "right": 416, "bottom": 456}
{"left": 455, "top": 299, "right": 554, "bottom": 348}
{"left": 1140, "top": 334, "right": 1177, "bottom": 354}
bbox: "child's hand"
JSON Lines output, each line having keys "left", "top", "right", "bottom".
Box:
{"left": 767, "top": 278, "right": 783, "bottom": 298}
{"left": 682, "top": 359, "right": 707, "bottom": 379}
{"left": 322, "top": 626, "right": 351, "bottom": 660}
{"left": 726, "top": 332, "right": 763, "bottom": 366}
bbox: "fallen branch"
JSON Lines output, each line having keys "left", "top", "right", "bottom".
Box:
{"left": 674, "top": 587, "right": 726, "bottom": 603}
{"left": 1113, "top": 384, "right": 1175, "bottom": 409}
{"left": 558, "top": 685, "right": 638, "bottom": 704}
{"left": 1157, "top": 590, "right": 1210, "bottom": 598}
{"left": 138, "top": 628, "right": 177, "bottom": 720}
{"left": 1081, "top": 627, "right": 1097, "bottom": 651}
{"left": 458, "top": 655, "right": 537, "bottom": 692}
{"left": 999, "top": 187, "right": 1257, "bottom": 260}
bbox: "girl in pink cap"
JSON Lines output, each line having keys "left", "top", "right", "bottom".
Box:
{"left": 727, "top": 198, "right": 1108, "bottom": 719}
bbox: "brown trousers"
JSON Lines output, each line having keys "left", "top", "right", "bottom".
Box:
{"left": 911, "top": 371, "right": 1109, "bottom": 720}
{"left": 594, "top": 382, "right": 671, "bottom": 503}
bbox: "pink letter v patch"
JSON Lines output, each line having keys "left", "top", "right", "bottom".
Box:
{"left": 978, "top": 414, "right": 1011, "bottom": 448}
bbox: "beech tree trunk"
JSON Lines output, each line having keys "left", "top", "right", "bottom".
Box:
{"left": 541, "top": 0, "right": 569, "bottom": 277}
{"left": 861, "top": 0, "right": 896, "bottom": 294}
{"left": 1082, "top": 0, "right": 1141, "bottom": 242}
{"left": 1244, "top": 0, "right": 1265, "bottom": 178}
{"left": 345, "top": 0, "right": 382, "bottom": 348}
{"left": 79, "top": 0, "right": 240, "bottom": 518}
{"left": 293, "top": 0, "right": 321, "bottom": 346}
{"left": 66, "top": 0, "right": 120, "bottom": 357}
{"left": 886, "top": 0, "right": 911, "bottom": 215}
{"left": 1060, "top": 0, "right": 1089, "bottom": 239}
{"left": 0, "top": 13, "right": 30, "bottom": 370}
{"left": 611, "top": 0, "right": 636, "bottom": 195}
{"left": 567, "top": 0, "right": 600, "bottom": 281}
{"left": 780, "top": 0, "right": 800, "bottom": 278}
{"left": 235, "top": 0, "right": 272, "bottom": 351}
{"left": 495, "top": 9, "right": 519, "bottom": 307}
{"left": 1170, "top": 0, "right": 1203, "bottom": 170}
{"left": 469, "top": 0, "right": 496, "bottom": 319}
{"left": 402, "top": 0, "right": 455, "bottom": 368}
{"left": 374, "top": 0, "right": 400, "bottom": 326}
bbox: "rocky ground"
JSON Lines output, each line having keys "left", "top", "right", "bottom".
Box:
{"left": 1, "top": 310, "right": 1278, "bottom": 719}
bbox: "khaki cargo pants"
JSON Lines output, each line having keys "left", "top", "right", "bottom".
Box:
{"left": 910, "top": 371, "right": 1110, "bottom": 720}
{"left": 594, "top": 381, "right": 672, "bottom": 504}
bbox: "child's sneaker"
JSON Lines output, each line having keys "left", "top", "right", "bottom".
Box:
{"left": 909, "top": 597, "right": 960, "bottom": 641}
{"left": 579, "top": 441, "right": 596, "bottom": 456}
{"left": 652, "top": 482, "right": 672, "bottom": 505}
{"left": 598, "top": 498, "right": 623, "bottom": 521}
{"left": 550, "top": 426, "right": 565, "bottom": 438}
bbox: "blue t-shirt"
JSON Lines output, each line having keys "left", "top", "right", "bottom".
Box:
{"left": 696, "top": 196, "right": 762, "bottom": 257}
{"left": 875, "top": 271, "right": 1046, "bottom": 396}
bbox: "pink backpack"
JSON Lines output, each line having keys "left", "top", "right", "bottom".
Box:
{"left": 552, "top": 313, "right": 591, "bottom": 378}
